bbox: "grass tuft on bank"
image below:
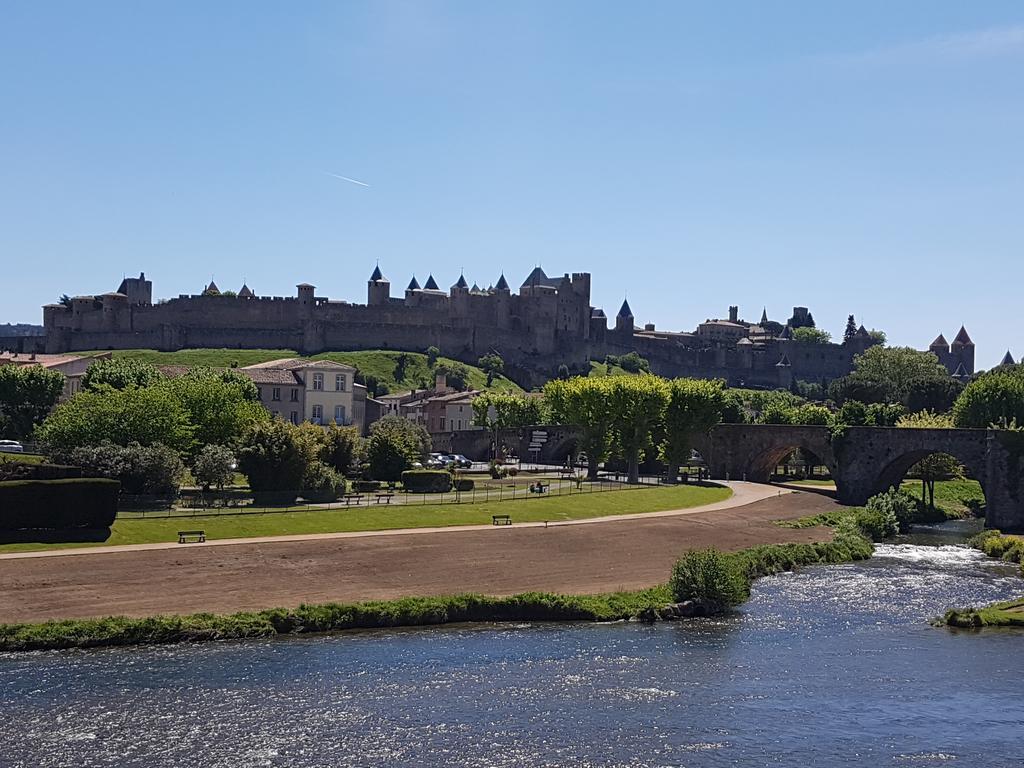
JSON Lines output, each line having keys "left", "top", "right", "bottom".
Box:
{"left": 939, "top": 530, "right": 1024, "bottom": 628}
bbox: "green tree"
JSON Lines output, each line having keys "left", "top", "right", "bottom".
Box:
{"left": 606, "top": 375, "right": 670, "bottom": 483}
{"left": 0, "top": 364, "right": 65, "bottom": 439}
{"left": 37, "top": 386, "right": 194, "bottom": 459}
{"left": 393, "top": 353, "right": 410, "bottom": 383}
{"left": 434, "top": 361, "right": 470, "bottom": 391}
{"left": 793, "top": 404, "right": 832, "bottom": 425}
{"left": 320, "top": 424, "right": 361, "bottom": 476}
{"left": 616, "top": 352, "right": 651, "bottom": 374}
{"left": 792, "top": 327, "right": 832, "bottom": 344}
{"left": 160, "top": 367, "right": 268, "bottom": 451}
{"left": 365, "top": 415, "right": 431, "bottom": 481}
{"left": 662, "top": 378, "right": 724, "bottom": 482}
{"left": 477, "top": 353, "right": 505, "bottom": 386}
{"left": 544, "top": 377, "right": 615, "bottom": 479}
{"left": 237, "top": 420, "right": 310, "bottom": 494}
{"left": 472, "top": 392, "right": 545, "bottom": 430}
{"left": 81, "top": 358, "right": 164, "bottom": 391}
{"left": 425, "top": 346, "right": 440, "bottom": 367}
{"left": 897, "top": 410, "right": 962, "bottom": 508}
{"left": 843, "top": 315, "right": 858, "bottom": 343}
{"left": 830, "top": 346, "right": 956, "bottom": 410}
{"left": 192, "top": 444, "right": 236, "bottom": 492}
{"left": 953, "top": 366, "right": 1024, "bottom": 429}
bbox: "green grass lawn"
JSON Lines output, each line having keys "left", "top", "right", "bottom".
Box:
{"left": 80, "top": 348, "right": 523, "bottom": 393}
{"left": 899, "top": 478, "right": 984, "bottom": 519}
{"left": 0, "top": 484, "right": 731, "bottom": 554}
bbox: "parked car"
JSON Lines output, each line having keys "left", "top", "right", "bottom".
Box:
{"left": 427, "top": 452, "right": 446, "bottom": 469}
{"left": 0, "top": 440, "right": 24, "bottom": 454}
{"left": 446, "top": 454, "right": 472, "bottom": 469}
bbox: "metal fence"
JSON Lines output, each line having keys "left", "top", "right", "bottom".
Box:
{"left": 114, "top": 471, "right": 702, "bottom": 520}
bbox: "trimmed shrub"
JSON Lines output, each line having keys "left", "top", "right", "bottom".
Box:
{"left": 301, "top": 462, "right": 345, "bottom": 503}
{"left": 453, "top": 478, "right": 475, "bottom": 492}
{"left": 0, "top": 478, "right": 119, "bottom": 529}
{"left": 401, "top": 470, "right": 453, "bottom": 493}
{"left": 68, "top": 441, "right": 184, "bottom": 495}
{"left": 352, "top": 480, "right": 382, "bottom": 493}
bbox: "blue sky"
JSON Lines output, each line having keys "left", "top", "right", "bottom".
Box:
{"left": 2, "top": 2, "right": 1022, "bottom": 367}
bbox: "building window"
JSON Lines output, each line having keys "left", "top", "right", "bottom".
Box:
{"left": 313, "top": 373, "right": 324, "bottom": 391}
{"left": 290, "top": 388, "right": 299, "bottom": 402}
{"left": 271, "top": 387, "right": 281, "bottom": 401}
{"left": 290, "top": 411, "right": 299, "bottom": 425}
{"left": 334, "top": 405, "right": 346, "bottom": 424}
{"left": 335, "top": 374, "right": 346, "bottom": 391}
{"left": 312, "top": 404, "right": 323, "bottom": 424}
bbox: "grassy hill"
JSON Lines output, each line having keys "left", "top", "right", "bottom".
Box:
{"left": 79, "top": 349, "right": 523, "bottom": 394}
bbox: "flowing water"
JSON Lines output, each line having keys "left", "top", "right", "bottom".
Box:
{"left": 2, "top": 524, "right": 1023, "bottom": 767}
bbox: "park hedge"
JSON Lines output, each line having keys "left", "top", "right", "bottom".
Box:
{"left": 0, "top": 478, "right": 120, "bottom": 529}
{"left": 453, "top": 478, "right": 475, "bottom": 492}
{"left": 401, "top": 470, "right": 453, "bottom": 493}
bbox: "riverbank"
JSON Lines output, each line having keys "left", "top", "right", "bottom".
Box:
{"left": 0, "top": 490, "right": 842, "bottom": 628}
{"left": 941, "top": 529, "right": 1024, "bottom": 627}
{"left": 0, "top": 517, "right": 874, "bottom": 652}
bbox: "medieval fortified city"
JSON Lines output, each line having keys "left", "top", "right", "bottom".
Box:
{"left": 2, "top": 5, "right": 1024, "bottom": 767}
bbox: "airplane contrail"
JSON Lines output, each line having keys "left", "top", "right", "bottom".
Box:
{"left": 324, "top": 171, "right": 370, "bottom": 187}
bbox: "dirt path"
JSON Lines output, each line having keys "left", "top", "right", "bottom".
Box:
{"left": 0, "top": 489, "right": 842, "bottom": 624}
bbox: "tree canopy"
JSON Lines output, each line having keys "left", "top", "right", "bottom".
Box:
{"left": 544, "top": 377, "right": 616, "bottom": 478}
{"left": 792, "top": 327, "right": 832, "bottom": 345}
{"left": 0, "top": 364, "right": 65, "bottom": 439}
{"left": 662, "top": 378, "right": 724, "bottom": 479}
{"left": 953, "top": 365, "right": 1024, "bottom": 428}
{"left": 830, "top": 346, "right": 959, "bottom": 411}
{"left": 365, "top": 415, "right": 431, "bottom": 481}
{"left": 606, "top": 375, "right": 670, "bottom": 483}
{"left": 472, "top": 392, "right": 545, "bottom": 430}
{"left": 81, "top": 358, "right": 164, "bottom": 391}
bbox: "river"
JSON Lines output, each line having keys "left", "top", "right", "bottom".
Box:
{"left": 2, "top": 522, "right": 1023, "bottom": 767}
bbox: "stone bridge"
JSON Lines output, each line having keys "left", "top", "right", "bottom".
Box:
{"left": 505, "top": 423, "right": 1024, "bottom": 532}
{"left": 696, "top": 424, "right": 1024, "bottom": 532}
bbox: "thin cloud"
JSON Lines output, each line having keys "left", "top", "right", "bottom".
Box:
{"left": 324, "top": 171, "right": 371, "bottom": 187}
{"left": 833, "top": 24, "right": 1024, "bottom": 68}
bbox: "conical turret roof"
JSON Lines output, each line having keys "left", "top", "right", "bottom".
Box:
{"left": 406, "top": 276, "right": 420, "bottom": 291}
{"left": 952, "top": 326, "right": 974, "bottom": 346}
{"left": 617, "top": 299, "right": 633, "bottom": 318}
{"left": 1001, "top": 351, "right": 1016, "bottom": 366}
{"left": 930, "top": 333, "right": 949, "bottom": 348}
{"left": 205, "top": 280, "right": 219, "bottom": 294}
{"left": 369, "top": 265, "right": 386, "bottom": 282}
{"left": 495, "top": 274, "right": 510, "bottom": 291}
{"left": 521, "top": 266, "right": 550, "bottom": 287}
{"left": 759, "top": 307, "right": 769, "bottom": 325}
{"left": 424, "top": 275, "right": 440, "bottom": 291}
{"left": 776, "top": 354, "right": 792, "bottom": 367}
{"left": 453, "top": 274, "right": 468, "bottom": 289}
{"left": 779, "top": 325, "right": 792, "bottom": 340}
{"left": 238, "top": 283, "right": 254, "bottom": 298}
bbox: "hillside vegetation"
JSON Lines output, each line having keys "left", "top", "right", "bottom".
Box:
{"left": 80, "top": 349, "right": 523, "bottom": 394}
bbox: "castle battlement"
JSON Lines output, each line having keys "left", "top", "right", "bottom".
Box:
{"left": 37, "top": 267, "right": 974, "bottom": 388}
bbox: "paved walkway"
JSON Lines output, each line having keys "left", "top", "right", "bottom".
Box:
{"left": 0, "top": 481, "right": 786, "bottom": 561}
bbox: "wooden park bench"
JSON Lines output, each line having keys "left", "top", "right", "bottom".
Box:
{"left": 178, "top": 530, "right": 206, "bottom": 544}
{"left": 492, "top": 514, "right": 512, "bottom": 526}
{"left": 342, "top": 493, "right": 364, "bottom": 506}
{"left": 375, "top": 493, "right": 394, "bottom": 504}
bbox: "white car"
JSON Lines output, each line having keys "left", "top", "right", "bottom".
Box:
{"left": 0, "top": 440, "right": 24, "bottom": 453}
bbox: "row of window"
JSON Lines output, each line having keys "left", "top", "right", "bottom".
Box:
{"left": 270, "top": 387, "right": 300, "bottom": 402}
{"left": 270, "top": 405, "right": 347, "bottom": 426}
{"left": 312, "top": 373, "right": 347, "bottom": 392}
